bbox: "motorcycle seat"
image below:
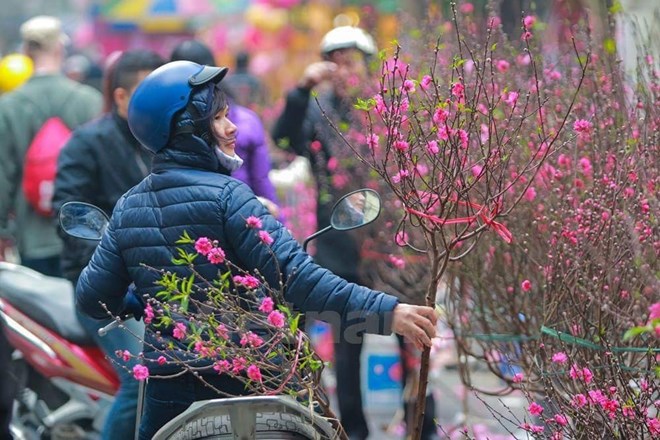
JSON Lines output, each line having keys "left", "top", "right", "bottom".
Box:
{"left": 0, "top": 262, "right": 95, "bottom": 346}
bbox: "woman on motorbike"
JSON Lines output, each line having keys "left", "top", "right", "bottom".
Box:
{"left": 75, "top": 60, "right": 437, "bottom": 439}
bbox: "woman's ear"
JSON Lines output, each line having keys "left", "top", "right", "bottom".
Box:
{"left": 113, "top": 87, "right": 130, "bottom": 117}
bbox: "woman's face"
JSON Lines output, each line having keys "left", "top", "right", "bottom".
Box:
{"left": 212, "top": 106, "right": 238, "bottom": 156}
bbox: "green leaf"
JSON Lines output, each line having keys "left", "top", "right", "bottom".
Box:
{"left": 155, "top": 290, "right": 171, "bottom": 299}
{"left": 175, "top": 231, "right": 194, "bottom": 245}
{"left": 609, "top": 1, "right": 623, "bottom": 14}
{"left": 289, "top": 313, "right": 301, "bottom": 334}
{"left": 451, "top": 56, "right": 466, "bottom": 69}
{"left": 277, "top": 304, "right": 291, "bottom": 318}
{"left": 180, "top": 295, "right": 189, "bottom": 313}
{"left": 603, "top": 38, "right": 617, "bottom": 55}
{"left": 309, "top": 359, "right": 323, "bottom": 371}
{"left": 181, "top": 274, "right": 194, "bottom": 295}
{"left": 623, "top": 325, "right": 650, "bottom": 341}
{"left": 354, "top": 97, "right": 376, "bottom": 111}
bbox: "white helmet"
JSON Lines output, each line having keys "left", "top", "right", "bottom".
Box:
{"left": 320, "top": 26, "right": 377, "bottom": 57}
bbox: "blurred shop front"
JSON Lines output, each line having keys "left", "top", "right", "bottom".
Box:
{"left": 87, "top": 0, "right": 405, "bottom": 105}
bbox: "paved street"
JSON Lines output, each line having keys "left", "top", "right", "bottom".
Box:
{"left": 317, "top": 333, "right": 530, "bottom": 440}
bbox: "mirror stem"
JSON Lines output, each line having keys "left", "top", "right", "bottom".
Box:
{"left": 302, "top": 225, "right": 332, "bottom": 252}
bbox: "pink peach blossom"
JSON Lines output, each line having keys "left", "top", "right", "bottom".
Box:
{"left": 402, "top": 79, "right": 416, "bottom": 93}
{"left": 207, "top": 247, "right": 226, "bottom": 264}
{"left": 523, "top": 15, "right": 536, "bottom": 28}
{"left": 215, "top": 323, "right": 229, "bottom": 340}
{"left": 132, "top": 364, "right": 149, "bottom": 381}
{"left": 258, "top": 230, "right": 274, "bottom": 245}
{"left": 233, "top": 275, "right": 261, "bottom": 289}
{"left": 496, "top": 60, "right": 510, "bottom": 72}
{"left": 246, "top": 216, "right": 262, "bottom": 229}
{"left": 267, "top": 310, "right": 286, "bottom": 328}
{"left": 195, "top": 237, "right": 213, "bottom": 256}
{"left": 144, "top": 304, "right": 154, "bottom": 324}
{"left": 173, "top": 322, "right": 186, "bottom": 340}
{"left": 552, "top": 352, "right": 568, "bottom": 364}
{"left": 213, "top": 360, "right": 230, "bottom": 373}
{"left": 247, "top": 364, "right": 262, "bottom": 382}
{"left": 426, "top": 140, "right": 439, "bottom": 155}
{"left": 259, "top": 297, "right": 274, "bottom": 314}
{"left": 528, "top": 402, "right": 544, "bottom": 416}
{"left": 232, "top": 357, "right": 246, "bottom": 374}
{"left": 553, "top": 414, "right": 568, "bottom": 426}
{"left": 420, "top": 75, "right": 432, "bottom": 90}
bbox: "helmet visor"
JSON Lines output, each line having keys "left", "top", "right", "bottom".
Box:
{"left": 189, "top": 65, "right": 228, "bottom": 86}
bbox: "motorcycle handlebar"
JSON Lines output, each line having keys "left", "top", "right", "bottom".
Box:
{"left": 98, "top": 319, "right": 121, "bottom": 337}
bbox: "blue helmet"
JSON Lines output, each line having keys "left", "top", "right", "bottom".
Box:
{"left": 128, "top": 60, "right": 228, "bottom": 153}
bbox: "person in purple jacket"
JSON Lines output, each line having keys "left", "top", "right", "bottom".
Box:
{"left": 170, "top": 40, "right": 280, "bottom": 217}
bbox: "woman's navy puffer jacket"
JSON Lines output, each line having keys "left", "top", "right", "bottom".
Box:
{"left": 75, "top": 132, "right": 399, "bottom": 374}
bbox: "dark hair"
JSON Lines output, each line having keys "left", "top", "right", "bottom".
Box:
{"left": 199, "top": 83, "right": 229, "bottom": 145}
{"left": 170, "top": 40, "right": 215, "bottom": 67}
{"left": 108, "top": 50, "right": 165, "bottom": 102}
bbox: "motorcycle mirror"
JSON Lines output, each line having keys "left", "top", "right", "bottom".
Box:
{"left": 58, "top": 202, "right": 110, "bottom": 241}
{"left": 303, "top": 189, "right": 381, "bottom": 252}
{"left": 330, "top": 189, "right": 381, "bottom": 230}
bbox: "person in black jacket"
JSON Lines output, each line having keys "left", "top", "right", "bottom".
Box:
{"left": 52, "top": 49, "right": 165, "bottom": 440}
{"left": 74, "top": 60, "right": 438, "bottom": 439}
{"left": 272, "top": 26, "right": 439, "bottom": 440}
{"left": 272, "top": 26, "right": 382, "bottom": 440}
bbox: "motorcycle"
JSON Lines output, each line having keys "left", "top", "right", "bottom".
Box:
{"left": 0, "top": 261, "right": 118, "bottom": 439}
{"left": 51, "top": 188, "right": 382, "bottom": 440}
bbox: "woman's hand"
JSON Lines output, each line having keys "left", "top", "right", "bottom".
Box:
{"left": 391, "top": 304, "right": 438, "bottom": 351}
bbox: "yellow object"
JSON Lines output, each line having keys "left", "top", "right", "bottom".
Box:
{"left": 0, "top": 53, "right": 34, "bottom": 93}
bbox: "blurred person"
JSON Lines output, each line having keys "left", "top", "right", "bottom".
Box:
{"left": 272, "top": 25, "right": 377, "bottom": 440}
{"left": 0, "top": 15, "right": 102, "bottom": 275}
{"left": 0, "top": 49, "right": 34, "bottom": 440}
{"left": 74, "top": 60, "right": 438, "bottom": 439}
{"left": 52, "top": 49, "right": 165, "bottom": 440}
{"left": 222, "top": 50, "right": 267, "bottom": 108}
{"left": 63, "top": 53, "right": 92, "bottom": 83}
{"left": 272, "top": 26, "right": 438, "bottom": 440}
{"left": 170, "top": 40, "right": 280, "bottom": 216}
{"left": 63, "top": 52, "right": 103, "bottom": 91}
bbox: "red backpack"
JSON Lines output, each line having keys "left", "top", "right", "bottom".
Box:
{"left": 22, "top": 116, "right": 72, "bottom": 216}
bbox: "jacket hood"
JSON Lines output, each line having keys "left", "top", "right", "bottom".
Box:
{"left": 152, "top": 133, "right": 230, "bottom": 175}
